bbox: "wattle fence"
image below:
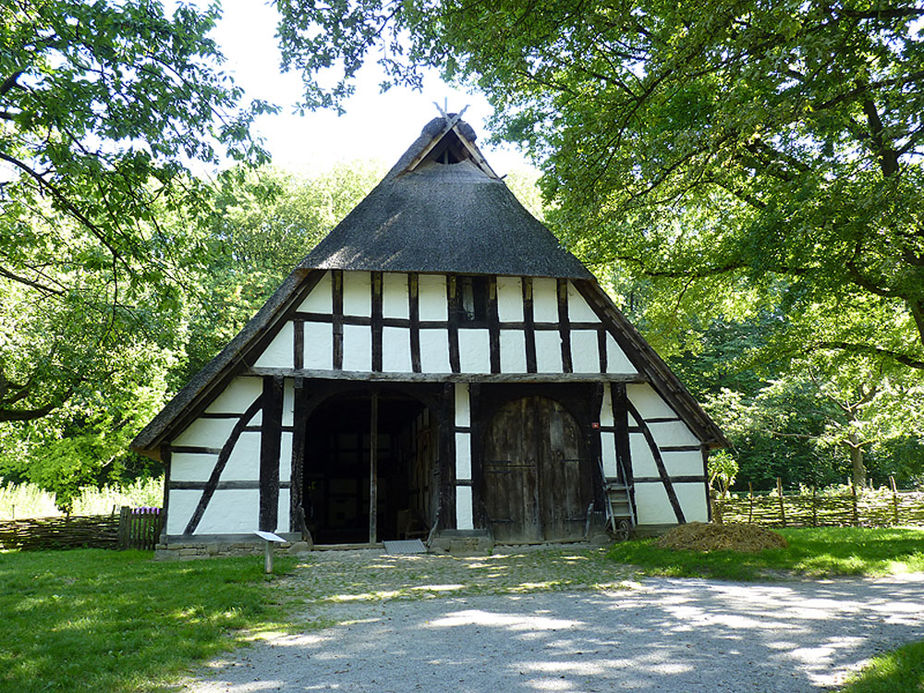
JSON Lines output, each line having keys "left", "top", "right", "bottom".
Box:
{"left": 713, "top": 481, "right": 924, "bottom": 528}
{"left": 0, "top": 506, "right": 163, "bottom": 551}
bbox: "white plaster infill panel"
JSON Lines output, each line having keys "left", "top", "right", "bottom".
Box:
{"left": 600, "top": 431, "right": 618, "bottom": 478}
{"left": 634, "top": 482, "right": 678, "bottom": 525}
{"left": 304, "top": 322, "right": 333, "bottom": 370}
{"left": 277, "top": 489, "right": 291, "bottom": 534}
{"left": 170, "top": 452, "right": 218, "bottom": 482}
{"left": 165, "top": 489, "right": 201, "bottom": 535}
{"left": 499, "top": 330, "right": 527, "bottom": 373}
{"left": 420, "top": 329, "right": 451, "bottom": 373}
{"left": 674, "top": 482, "right": 709, "bottom": 523}
{"left": 534, "top": 330, "right": 563, "bottom": 373}
{"left": 662, "top": 450, "right": 706, "bottom": 477}
{"left": 496, "top": 276, "right": 524, "bottom": 322}
{"left": 532, "top": 277, "right": 559, "bottom": 323}
{"left": 571, "top": 330, "right": 600, "bottom": 373}
{"left": 279, "top": 432, "right": 293, "bottom": 483}
{"left": 458, "top": 329, "right": 490, "bottom": 373}
{"left": 172, "top": 417, "right": 237, "bottom": 448}
{"left": 567, "top": 281, "right": 599, "bottom": 322}
{"left": 648, "top": 420, "right": 700, "bottom": 447}
{"left": 599, "top": 383, "right": 614, "bottom": 426}
{"left": 283, "top": 380, "right": 294, "bottom": 427}
{"left": 454, "top": 383, "right": 470, "bottom": 427}
{"left": 224, "top": 431, "right": 261, "bottom": 481}
{"left": 629, "top": 433, "right": 658, "bottom": 478}
{"left": 418, "top": 274, "right": 448, "bottom": 321}
{"left": 197, "top": 489, "right": 259, "bottom": 534}
{"left": 343, "top": 271, "right": 372, "bottom": 316}
{"left": 455, "top": 486, "right": 474, "bottom": 530}
{"left": 298, "top": 271, "right": 332, "bottom": 313}
{"left": 205, "top": 377, "right": 262, "bottom": 415}
{"left": 382, "top": 327, "right": 412, "bottom": 372}
{"left": 627, "top": 383, "right": 678, "bottom": 420}
{"left": 342, "top": 324, "right": 372, "bottom": 371}
{"left": 605, "top": 333, "right": 636, "bottom": 375}
{"left": 253, "top": 321, "right": 295, "bottom": 370}
{"left": 382, "top": 272, "right": 410, "bottom": 319}
{"left": 455, "top": 432, "right": 472, "bottom": 480}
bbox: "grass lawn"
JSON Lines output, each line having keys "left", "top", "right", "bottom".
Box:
{"left": 0, "top": 549, "right": 295, "bottom": 692}
{"left": 841, "top": 639, "right": 924, "bottom": 692}
{"left": 606, "top": 526, "right": 924, "bottom": 581}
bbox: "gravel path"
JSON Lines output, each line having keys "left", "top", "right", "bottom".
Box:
{"left": 183, "top": 550, "right": 924, "bottom": 692}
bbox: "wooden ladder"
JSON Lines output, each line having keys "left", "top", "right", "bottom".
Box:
{"left": 599, "top": 457, "right": 635, "bottom": 540}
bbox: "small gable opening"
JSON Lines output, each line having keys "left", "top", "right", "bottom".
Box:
{"left": 426, "top": 129, "right": 472, "bottom": 165}
{"left": 301, "top": 390, "right": 438, "bottom": 545}
{"left": 456, "top": 275, "right": 489, "bottom": 325}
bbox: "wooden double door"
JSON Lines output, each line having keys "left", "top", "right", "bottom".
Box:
{"left": 482, "top": 396, "right": 591, "bottom": 542}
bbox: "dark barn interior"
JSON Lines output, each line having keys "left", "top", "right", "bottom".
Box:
{"left": 302, "top": 391, "right": 438, "bottom": 544}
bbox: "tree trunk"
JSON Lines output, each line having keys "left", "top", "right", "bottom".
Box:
{"left": 848, "top": 432, "right": 866, "bottom": 488}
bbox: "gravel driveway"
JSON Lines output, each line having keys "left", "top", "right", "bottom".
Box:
{"left": 183, "top": 548, "right": 924, "bottom": 692}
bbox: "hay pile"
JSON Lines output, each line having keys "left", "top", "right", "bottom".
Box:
{"left": 656, "top": 522, "right": 787, "bottom": 553}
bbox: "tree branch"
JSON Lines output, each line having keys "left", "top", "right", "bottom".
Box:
{"left": 808, "top": 341, "right": 924, "bottom": 369}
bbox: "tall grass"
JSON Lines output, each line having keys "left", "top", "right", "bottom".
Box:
{"left": 0, "top": 477, "right": 164, "bottom": 520}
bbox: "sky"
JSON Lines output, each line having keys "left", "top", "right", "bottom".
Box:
{"left": 214, "top": 3, "right": 532, "bottom": 175}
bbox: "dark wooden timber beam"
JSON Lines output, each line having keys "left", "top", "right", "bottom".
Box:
{"left": 246, "top": 367, "right": 647, "bottom": 383}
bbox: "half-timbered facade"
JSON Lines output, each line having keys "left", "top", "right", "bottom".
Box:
{"left": 133, "top": 115, "right": 726, "bottom": 547}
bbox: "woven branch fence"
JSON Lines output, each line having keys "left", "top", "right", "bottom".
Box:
{"left": 0, "top": 506, "right": 162, "bottom": 551}
{"left": 713, "top": 479, "right": 924, "bottom": 528}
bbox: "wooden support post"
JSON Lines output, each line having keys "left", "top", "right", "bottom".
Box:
{"left": 369, "top": 391, "right": 378, "bottom": 544}
{"left": 890, "top": 476, "right": 899, "bottom": 525}
{"left": 776, "top": 477, "right": 786, "bottom": 527}
{"left": 851, "top": 482, "right": 859, "bottom": 526}
{"left": 812, "top": 485, "right": 818, "bottom": 527}
{"left": 118, "top": 506, "right": 130, "bottom": 549}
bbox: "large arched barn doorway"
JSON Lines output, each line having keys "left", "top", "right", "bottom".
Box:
{"left": 302, "top": 389, "right": 438, "bottom": 545}
{"left": 482, "top": 396, "right": 592, "bottom": 543}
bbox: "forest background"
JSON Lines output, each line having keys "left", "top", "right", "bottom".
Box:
{"left": 1, "top": 0, "right": 922, "bottom": 512}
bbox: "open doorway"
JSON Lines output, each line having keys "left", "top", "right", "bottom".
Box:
{"left": 302, "top": 390, "right": 438, "bottom": 544}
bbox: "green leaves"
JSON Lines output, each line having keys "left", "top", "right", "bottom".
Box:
{"left": 274, "top": 0, "right": 924, "bottom": 372}
{"left": 0, "top": 0, "right": 269, "bottom": 423}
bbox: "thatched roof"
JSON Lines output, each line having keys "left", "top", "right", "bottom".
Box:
{"left": 131, "top": 115, "right": 726, "bottom": 455}
{"left": 299, "top": 116, "right": 593, "bottom": 280}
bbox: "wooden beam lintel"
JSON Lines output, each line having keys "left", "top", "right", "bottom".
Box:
{"left": 245, "top": 367, "right": 647, "bottom": 384}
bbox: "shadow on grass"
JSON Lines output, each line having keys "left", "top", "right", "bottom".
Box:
{"left": 606, "top": 527, "right": 924, "bottom": 581}
{"left": 0, "top": 549, "right": 297, "bottom": 692}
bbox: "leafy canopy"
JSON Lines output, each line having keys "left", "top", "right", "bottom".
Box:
{"left": 0, "top": 0, "right": 273, "bottom": 422}
{"left": 276, "top": 0, "right": 924, "bottom": 371}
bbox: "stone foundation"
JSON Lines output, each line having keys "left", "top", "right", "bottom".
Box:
{"left": 154, "top": 540, "right": 312, "bottom": 561}
{"left": 427, "top": 529, "right": 494, "bottom": 556}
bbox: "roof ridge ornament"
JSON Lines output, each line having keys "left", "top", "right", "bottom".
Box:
{"left": 433, "top": 100, "right": 469, "bottom": 126}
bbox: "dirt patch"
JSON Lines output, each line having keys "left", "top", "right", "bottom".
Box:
{"left": 657, "top": 522, "right": 788, "bottom": 552}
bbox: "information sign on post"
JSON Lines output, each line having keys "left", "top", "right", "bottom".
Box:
{"left": 253, "top": 530, "right": 286, "bottom": 574}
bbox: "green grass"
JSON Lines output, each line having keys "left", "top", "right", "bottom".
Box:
{"left": 606, "top": 527, "right": 924, "bottom": 581}
{"left": 0, "top": 549, "right": 295, "bottom": 692}
{"left": 842, "top": 639, "right": 924, "bottom": 692}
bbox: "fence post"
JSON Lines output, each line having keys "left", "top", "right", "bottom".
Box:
{"left": 777, "top": 477, "right": 787, "bottom": 527}
{"left": 812, "top": 485, "right": 818, "bottom": 527}
{"left": 850, "top": 483, "right": 859, "bottom": 526}
{"left": 118, "top": 506, "right": 130, "bottom": 549}
{"left": 890, "top": 476, "right": 899, "bottom": 525}
{"left": 748, "top": 482, "right": 753, "bottom": 524}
